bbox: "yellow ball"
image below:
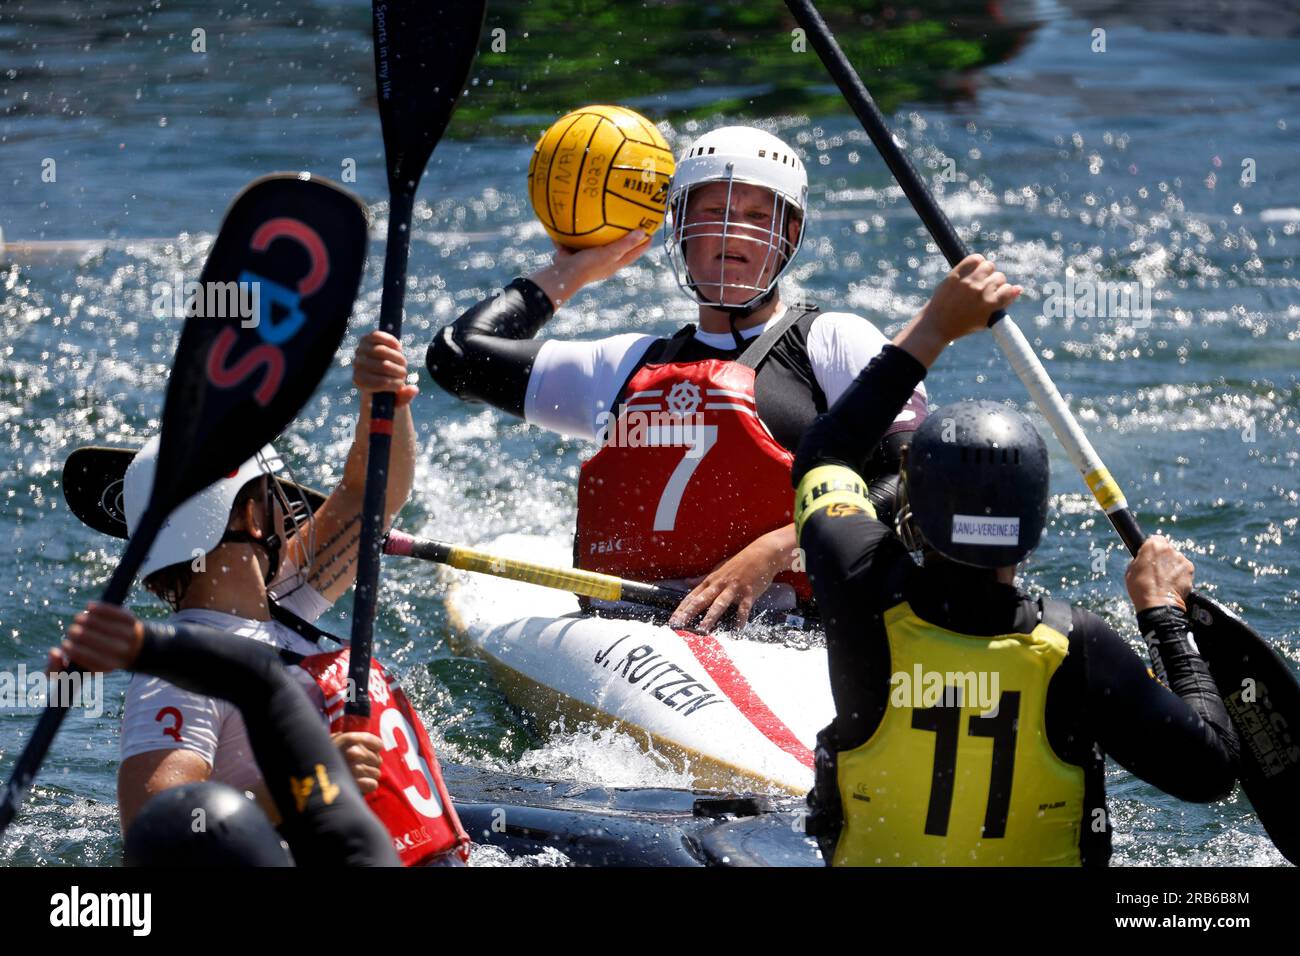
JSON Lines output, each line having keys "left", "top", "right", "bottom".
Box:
{"left": 527, "top": 105, "right": 675, "bottom": 249}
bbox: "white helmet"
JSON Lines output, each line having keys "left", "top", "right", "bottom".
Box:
{"left": 664, "top": 126, "right": 809, "bottom": 311}
{"left": 124, "top": 436, "right": 284, "bottom": 580}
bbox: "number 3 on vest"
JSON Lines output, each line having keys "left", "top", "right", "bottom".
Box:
{"left": 379, "top": 708, "right": 445, "bottom": 819}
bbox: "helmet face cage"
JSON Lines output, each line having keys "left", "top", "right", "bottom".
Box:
{"left": 665, "top": 171, "right": 804, "bottom": 310}
{"left": 262, "top": 451, "right": 318, "bottom": 594}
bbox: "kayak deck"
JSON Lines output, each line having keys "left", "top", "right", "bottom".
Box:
{"left": 443, "top": 533, "right": 834, "bottom": 794}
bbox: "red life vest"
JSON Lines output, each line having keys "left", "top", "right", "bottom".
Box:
{"left": 297, "top": 648, "right": 470, "bottom": 866}
{"left": 575, "top": 314, "right": 812, "bottom": 602}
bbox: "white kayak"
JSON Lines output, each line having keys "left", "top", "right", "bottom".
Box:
{"left": 444, "top": 534, "right": 834, "bottom": 795}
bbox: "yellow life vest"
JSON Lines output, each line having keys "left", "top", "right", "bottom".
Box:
{"left": 829, "top": 600, "right": 1086, "bottom": 866}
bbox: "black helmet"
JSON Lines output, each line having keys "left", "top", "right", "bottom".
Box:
{"left": 124, "top": 782, "right": 293, "bottom": 867}
{"left": 899, "top": 400, "right": 1050, "bottom": 568}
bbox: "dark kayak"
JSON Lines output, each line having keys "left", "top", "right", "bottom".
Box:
{"left": 441, "top": 764, "right": 824, "bottom": 866}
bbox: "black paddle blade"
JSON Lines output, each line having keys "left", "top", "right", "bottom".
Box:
{"left": 62, "top": 446, "right": 327, "bottom": 541}
{"left": 1189, "top": 591, "right": 1300, "bottom": 863}
{"left": 149, "top": 174, "right": 367, "bottom": 524}
{"left": 0, "top": 175, "right": 366, "bottom": 839}
{"left": 372, "top": 0, "right": 487, "bottom": 189}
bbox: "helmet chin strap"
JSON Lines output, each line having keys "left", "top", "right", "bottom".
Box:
{"left": 218, "top": 530, "right": 282, "bottom": 586}
{"left": 726, "top": 310, "right": 745, "bottom": 349}
{"left": 218, "top": 480, "right": 283, "bottom": 585}
{"left": 720, "top": 285, "right": 779, "bottom": 348}
{"left": 723, "top": 284, "right": 778, "bottom": 318}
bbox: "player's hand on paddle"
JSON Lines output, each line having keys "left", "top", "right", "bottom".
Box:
{"left": 52, "top": 601, "right": 145, "bottom": 673}
{"left": 668, "top": 525, "right": 796, "bottom": 632}
{"left": 331, "top": 731, "right": 383, "bottom": 796}
{"left": 897, "top": 254, "right": 1022, "bottom": 366}
{"left": 1126, "top": 534, "right": 1195, "bottom": 612}
{"left": 927, "top": 254, "right": 1022, "bottom": 335}
{"left": 353, "top": 330, "right": 418, "bottom": 408}
{"left": 529, "top": 229, "right": 651, "bottom": 307}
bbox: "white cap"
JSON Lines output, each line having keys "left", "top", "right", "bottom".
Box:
{"left": 669, "top": 126, "right": 808, "bottom": 210}
{"left": 124, "top": 435, "right": 283, "bottom": 579}
{"left": 664, "top": 126, "right": 809, "bottom": 309}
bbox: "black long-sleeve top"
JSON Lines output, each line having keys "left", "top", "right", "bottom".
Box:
{"left": 793, "top": 345, "right": 1239, "bottom": 864}
{"left": 136, "top": 621, "right": 400, "bottom": 866}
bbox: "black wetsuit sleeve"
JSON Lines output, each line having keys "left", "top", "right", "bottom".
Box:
{"left": 135, "top": 622, "right": 400, "bottom": 867}
{"left": 800, "top": 504, "right": 911, "bottom": 745}
{"left": 1139, "top": 605, "right": 1240, "bottom": 768}
{"left": 792, "top": 344, "right": 929, "bottom": 486}
{"left": 861, "top": 433, "right": 908, "bottom": 528}
{"left": 793, "top": 342, "right": 929, "bottom": 742}
{"left": 424, "top": 276, "right": 555, "bottom": 417}
{"left": 1065, "top": 608, "right": 1238, "bottom": 802}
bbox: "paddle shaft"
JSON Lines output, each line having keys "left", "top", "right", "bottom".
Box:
{"left": 383, "top": 531, "right": 821, "bottom": 631}
{"left": 347, "top": 1, "right": 486, "bottom": 717}
{"left": 785, "top": 0, "right": 1146, "bottom": 555}
{"left": 347, "top": 184, "right": 414, "bottom": 718}
{"left": 0, "top": 505, "right": 163, "bottom": 833}
{"left": 384, "top": 530, "right": 689, "bottom": 611}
